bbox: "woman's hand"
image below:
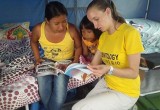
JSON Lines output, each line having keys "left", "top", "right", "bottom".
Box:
{"left": 56, "top": 60, "right": 72, "bottom": 71}
{"left": 56, "top": 64, "right": 68, "bottom": 71}
{"left": 87, "top": 64, "right": 110, "bottom": 77}
{"left": 36, "top": 58, "right": 44, "bottom": 65}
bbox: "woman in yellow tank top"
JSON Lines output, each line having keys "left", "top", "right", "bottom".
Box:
{"left": 30, "top": 1, "right": 82, "bottom": 110}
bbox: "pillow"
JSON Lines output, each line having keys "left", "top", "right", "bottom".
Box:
{"left": 0, "top": 37, "right": 33, "bottom": 64}
{"left": 0, "top": 22, "right": 31, "bottom": 40}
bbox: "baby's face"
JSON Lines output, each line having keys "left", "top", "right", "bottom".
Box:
{"left": 82, "top": 27, "right": 96, "bottom": 42}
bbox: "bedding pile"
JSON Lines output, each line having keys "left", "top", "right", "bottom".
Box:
{"left": 126, "top": 18, "right": 160, "bottom": 54}
{"left": 0, "top": 55, "right": 40, "bottom": 110}
{"left": 0, "top": 21, "right": 39, "bottom": 109}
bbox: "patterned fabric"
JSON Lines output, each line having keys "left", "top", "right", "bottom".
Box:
{"left": 0, "top": 55, "right": 98, "bottom": 110}
{"left": 82, "top": 38, "right": 99, "bottom": 55}
{"left": 0, "top": 37, "right": 33, "bottom": 64}
{"left": 0, "top": 56, "right": 35, "bottom": 87}
{"left": 67, "top": 75, "right": 98, "bottom": 90}
{"left": 0, "top": 76, "right": 40, "bottom": 110}
{"left": 0, "top": 22, "right": 31, "bottom": 40}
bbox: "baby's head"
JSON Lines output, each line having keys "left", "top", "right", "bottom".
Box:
{"left": 79, "top": 15, "right": 102, "bottom": 42}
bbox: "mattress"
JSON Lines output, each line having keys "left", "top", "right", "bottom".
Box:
{"left": 126, "top": 18, "right": 160, "bottom": 54}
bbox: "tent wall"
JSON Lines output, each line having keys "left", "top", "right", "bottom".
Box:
{"left": 49, "top": 0, "right": 92, "bottom": 27}
{"left": 49, "top": 0, "right": 149, "bottom": 26}
{"left": 0, "top": 0, "right": 159, "bottom": 28}
{"left": 112, "top": 0, "right": 149, "bottom": 19}
{"left": 0, "top": 0, "right": 46, "bottom": 27}
{"left": 0, "top": 0, "right": 160, "bottom": 28}
{"left": 147, "top": 0, "right": 160, "bottom": 22}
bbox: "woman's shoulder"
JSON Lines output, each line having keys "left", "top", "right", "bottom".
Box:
{"left": 68, "top": 22, "right": 79, "bottom": 36}
{"left": 122, "top": 23, "right": 138, "bottom": 32}
{"left": 32, "top": 22, "right": 43, "bottom": 38}
{"left": 117, "top": 23, "right": 139, "bottom": 37}
{"left": 32, "top": 22, "right": 43, "bottom": 33}
{"left": 68, "top": 22, "right": 77, "bottom": 30}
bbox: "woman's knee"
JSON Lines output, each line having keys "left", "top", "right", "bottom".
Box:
{"left": 72, "top": 102, "right": 80, "bottom": 110}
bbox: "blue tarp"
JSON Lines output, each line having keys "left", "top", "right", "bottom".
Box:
{"left": 0, "top": 0, "right": 46, "bottom": 26}
{"left": 1, "top": 0, "right": 158, "bottom": 27}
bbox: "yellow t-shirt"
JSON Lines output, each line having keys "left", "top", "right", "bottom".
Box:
{"left": 98, "top": 23, "right": 144, "bottom": 97}
{"left": 39, "top": 22, "right": 74, "bottom": 61}
{"left": 82, "top": 38, "right": 99, "bottom": 54}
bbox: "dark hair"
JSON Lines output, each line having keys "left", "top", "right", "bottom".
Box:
{"left": 45, "top": 1, "right": 68, "bottom": 21}
{"left": 79, "top": 15, "right": 102, "bottom": 39}
{"left": 87, "top": 0, "right": 125, "bottom": 23}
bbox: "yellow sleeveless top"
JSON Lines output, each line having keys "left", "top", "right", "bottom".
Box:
{"left": 82, "top": 37, "right": 98, "bottom": 54}
{"left": 39, "top": 22, "right": 74, "bottom": 61}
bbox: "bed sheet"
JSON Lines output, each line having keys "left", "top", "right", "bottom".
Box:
{"left": 0, "top": 76, "right": 39, "bottom": 110}
{"left": 0, "top": 55, "right": 98, "bottom": 110}
{"left": 126, "top": 18, "right": 160, "bottom": 54}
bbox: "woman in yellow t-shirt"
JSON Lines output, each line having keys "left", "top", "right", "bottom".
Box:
{"left": 72, "top": 0, "right": 144, "bottom": 110}
{"left": 30, "top": 1, "right": 82, "bottom": 110}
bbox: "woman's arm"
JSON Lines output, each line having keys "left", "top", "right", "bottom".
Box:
{"left": 69, "top": 23, "right": 82, "bottom": 63}
{"left": 82, "top": 40, "right": 89, "bottom": 57}
{"left": 30, "top": 24, "right": 42, "bottom": 64}
{"left": 111, "top": 53, "right": 140, "bottom": 79}
{"left": 88, "top": 53, "right": 140, "bottom": 79}
{"left": 91, "top": 50, "right": 102, "bottom": 65}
